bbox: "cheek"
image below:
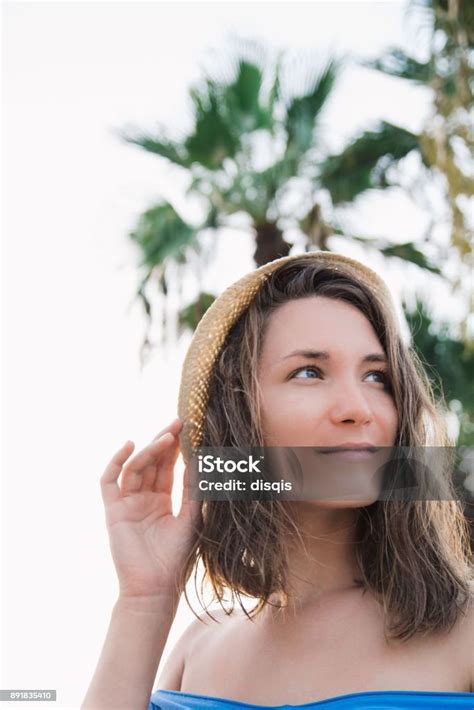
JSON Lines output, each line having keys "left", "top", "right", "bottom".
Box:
{"left": 261, "top": 385, "right": 310, "bottom": 419}
{"left": 381, "top": 398, "right": 399, "bottom": 438}
{"left": 260, "top": 388, "right": 324, "bottom": 436}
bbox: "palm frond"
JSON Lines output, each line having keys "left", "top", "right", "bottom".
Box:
{"left": 319, "top": 121, "right": 420, "bottom": 204}
{"left": 216, "top": 154, "right": 298, "bottom": 222}
{"left": 380, "top": 241, "right": 441, "bottom": 274}
{"left": 363, "top": 48, "right": 435, "bottom": 84}
{"left": 129, "top": 201, "right": 198, "bottom": 268}
{"left": 178, "top": 292, "right": 216, "bottom": 335}
{"left": 331, "top": 229, "right": 441, "bottom": 275}
{"left": 185, "top": 80, "right": 241, "bottom": 169}
{"left": 223, "top": 59, "right": 271, "bottom": 132}
{"left": 284, "top": 58, "right": 339, "bottom": 159}
{"left": 117, "top": 129, "right": 191, "bottom": 168}
{"left": 266, "top": 53, "right": 283, "bottom": 131}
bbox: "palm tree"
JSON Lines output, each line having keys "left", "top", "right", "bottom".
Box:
{"left": 118, "top": 42, "right": 438, "bottom": 355}
{"left": 118, "top": 42, "right": 340, "bottom": 359}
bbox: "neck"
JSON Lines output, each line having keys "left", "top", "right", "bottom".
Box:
{"left": 268, "top": 504, "right": 365, "bottom": 616}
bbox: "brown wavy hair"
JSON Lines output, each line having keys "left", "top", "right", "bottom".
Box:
{"left": 177, "top": 257, "right": 473, "bottom": 641}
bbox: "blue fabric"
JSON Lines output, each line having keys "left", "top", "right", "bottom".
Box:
{"left": 149, "top": 688, "right": 474, "bottom": 709}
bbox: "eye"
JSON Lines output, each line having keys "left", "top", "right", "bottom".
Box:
{"left": 290, "top": 366, "right": 390, "bottom": 385}
{"left": 366, "top": 369, "right": 389, "bottom": 385}
{"left": 291, "top": 366, "right": 321, "bottom": 379}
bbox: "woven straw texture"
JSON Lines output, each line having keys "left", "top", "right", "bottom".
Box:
{"left": 177, "top": 251, "right": 398, "bottom": 463}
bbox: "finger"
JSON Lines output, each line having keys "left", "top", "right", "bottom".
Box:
{"left": 152, "top": 434, "right": 181, "bottom": 494}
{"left": 120, "top": 433, "right": 175, "bottom": 496}
{"left": 140, "top": 433, "right": 179, "bottom": 492}
{"left": 120, "top": 419, "right": 182, "bottom": 493}
{"left": 151, "top": 417, "right": 183, "bottom": 444}
{"left": 100, "top": 441, "right": 135, "bottom": 505}
{"left": 177, "top": 463, "right": 202, "bottom": 529}
{"left": 140, "top": 419, "right": 182, "bottom": 491}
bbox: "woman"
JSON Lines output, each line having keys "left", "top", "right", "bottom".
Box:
{"left": 81, "top": 252, "right": 473, "bottom": 710}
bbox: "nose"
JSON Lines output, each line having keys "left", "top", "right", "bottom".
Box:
{"left": 327, "top": 380, "right": 374, "bottom": 426}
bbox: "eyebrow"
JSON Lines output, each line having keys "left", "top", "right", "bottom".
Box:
{"left": 280, "top": 350, "right": 388, "bottom": 364}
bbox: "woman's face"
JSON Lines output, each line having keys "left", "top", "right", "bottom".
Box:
{"left": 257, "top": 297, "right": 398, "bottom": 503}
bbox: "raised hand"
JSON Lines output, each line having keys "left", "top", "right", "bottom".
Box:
{"left": 100, "top": 418, "right": 201, "bottom": 600}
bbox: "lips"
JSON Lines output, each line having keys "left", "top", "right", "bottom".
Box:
{"left": 322, "top": 449, "right": 378, "bottom": 461}
{"left": 319, "top": 445, "right": 380, "bottom": 454}
{"left": 315, "top": 444, "right": 381, "bottom": 461}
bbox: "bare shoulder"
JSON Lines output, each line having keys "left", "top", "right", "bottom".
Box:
{"left": 157, "top": 606, "right": 244, "bottom": 691}
{"left": 445, "top": 581, "right": 474, "bottom": 692}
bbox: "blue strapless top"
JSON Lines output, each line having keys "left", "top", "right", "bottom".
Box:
{"left": 149, "top": 689, "right": 474, "bottom": 709}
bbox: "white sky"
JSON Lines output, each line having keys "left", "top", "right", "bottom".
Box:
{"left": 1, "top": 2, "right": 466, "bottom": 708}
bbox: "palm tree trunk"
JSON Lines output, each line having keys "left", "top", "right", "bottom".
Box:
{"left": 253, "top": 222, "right": 292, "bottom": 267}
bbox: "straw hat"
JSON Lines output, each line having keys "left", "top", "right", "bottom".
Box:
{"left": 178, "top": 250, "right": 398, "bottom": 463}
